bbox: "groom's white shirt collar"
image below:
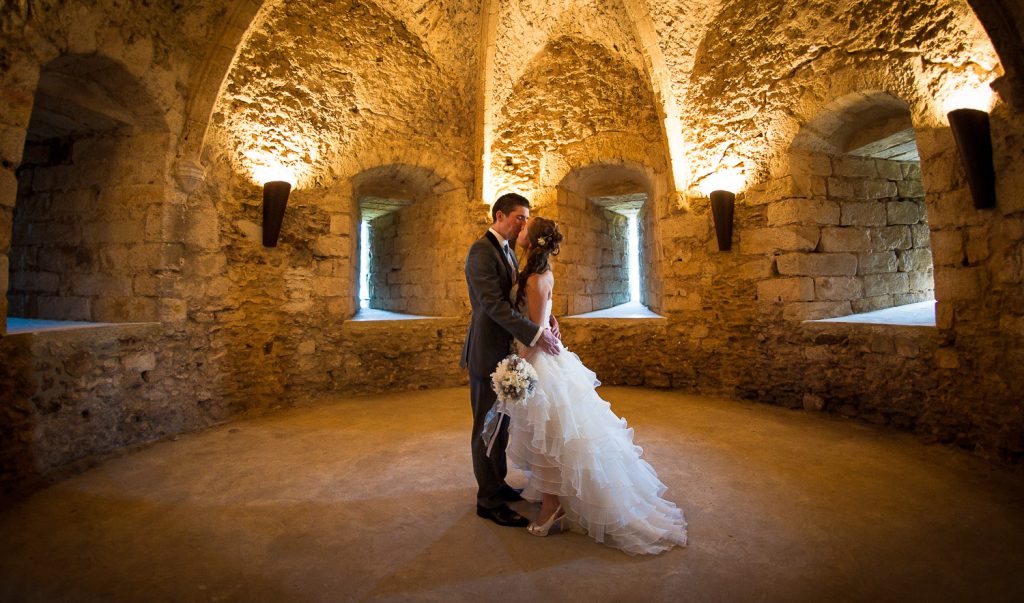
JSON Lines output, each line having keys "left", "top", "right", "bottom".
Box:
{"left": 488, "top": 227, "right": 509, "bottom": 248}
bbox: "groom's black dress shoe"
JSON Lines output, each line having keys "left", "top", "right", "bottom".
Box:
{"left": 477, "top": 504, "right": 530, "bottom": 527}
{"left": 498, "top": 487, "right": 524, "bottom": 502}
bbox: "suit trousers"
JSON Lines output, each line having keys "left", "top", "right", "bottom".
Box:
{"left": 470, "top": 373, "right": 510, "bottom": 509}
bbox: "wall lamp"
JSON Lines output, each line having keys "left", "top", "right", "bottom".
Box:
{"left": 945, "top": 87, "right": 996, "bottom": 209}
{"left": 947, "top": 108, "right": 996, "bottom": 209}
{"left": 254, "top": 164, "right": 296, "bottom": 247}
{"left": 262, "top": 180, "right": 292, "bottom": 247}
{"left": 709, "top": 190, "right": 735, "bottom": 251}
{"left": 701, "top": 170, "right": 743, "bottom": 252}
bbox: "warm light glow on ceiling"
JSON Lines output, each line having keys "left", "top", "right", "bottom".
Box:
{"left": 240, "top": 134, "right": 319, "bottom": 188}
{"left": 698, "top": 168, "right": 746, "bottom": 196}
{"left": 252, "top": 162, "right": 297, "bottom": 187}
{"left": 943, "top": 85, "right": 995, "bottom": 115}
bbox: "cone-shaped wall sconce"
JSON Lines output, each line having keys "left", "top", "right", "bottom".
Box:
{"left": 710, "top": 189, "right": 735, "bottom": 251}
{"left": 262, "top": 180, "right": 292, "bottom": 247}
{"left": 947, "top": 108, "right": 996, "bottom": 209}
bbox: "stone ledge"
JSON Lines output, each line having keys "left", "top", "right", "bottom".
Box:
{"left": 1, "top": 321, "right": 161, "bottom": 342}
{"left": 799, "top": 321, "right": 938, "bottom": 336}
{"left": 561, "top": 316, "right": 667, "bottom": 325}
{"left": 340, "top": 316, "right": 464, "bottom": 331}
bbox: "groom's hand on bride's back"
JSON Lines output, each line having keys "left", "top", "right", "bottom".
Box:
{"left": 537, "top": 329, "right": 561, "bottom": 355}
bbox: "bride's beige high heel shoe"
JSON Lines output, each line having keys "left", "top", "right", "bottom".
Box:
{"left": 527, "top": 505, "right": 565, "bottom": 537}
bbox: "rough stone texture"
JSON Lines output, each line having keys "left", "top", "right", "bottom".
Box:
{"left": 762, "top": 157, "right": 933, "bottom": 316}
{"left": 8, "top": 135, "right": 170, "bottom": 322}
{"left": 550, "top": 188, "right": 631, "bottom": 315}
{"left": 490, "top": 36, "right": 663, "bottom": 195}
{"left": 212, "top": 0, "right": 475, "bottom": 189}
{"left": 0, "top": 0, "right": 1022, "bottom": 501}
{"left": 362, "top": 170, "right": 468, "bottom": 316}
{"left": 0, "top": 324, "right": 191, "bottom": 491}
{"left": 0, "top": 317, "right": 468, "bottom": 497}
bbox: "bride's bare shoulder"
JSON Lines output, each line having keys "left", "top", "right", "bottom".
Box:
{"left": 526, "top": 271, "right": 554, "bottom": 294}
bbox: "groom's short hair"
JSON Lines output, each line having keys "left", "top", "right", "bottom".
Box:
{"left": 491, "top": 193, "right": 530, "bottom": 222}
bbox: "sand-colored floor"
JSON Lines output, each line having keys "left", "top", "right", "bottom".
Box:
{"left": 1, "top": 386, "right": 1022, "bottom": 602}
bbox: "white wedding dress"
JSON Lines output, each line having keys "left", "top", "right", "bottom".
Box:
{"left": 506, "top": 297, "right": 687, "bottom": 555}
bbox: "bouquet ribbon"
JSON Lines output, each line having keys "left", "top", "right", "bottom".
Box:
{"left": 480, "top": 399, "right": 511, "bottom": 457}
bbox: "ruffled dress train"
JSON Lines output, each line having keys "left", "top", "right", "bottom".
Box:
{"left": 506, "top": 337, "right": 687, "bottom": 555}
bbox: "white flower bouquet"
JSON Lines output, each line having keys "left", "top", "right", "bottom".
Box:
{"left": 491, "top": 354, "right": 539, "bottom": 406}
{"left": 480, "top": 354, "right": 539, "bottom": 456}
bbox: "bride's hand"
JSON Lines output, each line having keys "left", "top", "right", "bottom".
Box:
{"left": 537, "top": 329, "right": 561, "bottom": 355}
{"left": 549, "top": 314, "right": 561, "bottom": 340}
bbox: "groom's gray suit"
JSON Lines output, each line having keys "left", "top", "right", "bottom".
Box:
{"left": 461, "top": 230, "right": 540, "bottom": 509}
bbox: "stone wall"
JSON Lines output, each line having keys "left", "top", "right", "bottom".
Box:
{"left": 550, "top": 188, "right": 630, "bottom": 316}
{"left": 213, "top": 0, "right": 474, "bottom": 189}
{"left": 0, "top": 0, "right": 225, "bottom": 335}
{"left": 366, "top": 211, "right": 397, "bottom": 311}
{"left": 8, "top": 132, "right": 171, "bottom": 323}
{"left": 559, "top": 316, "right": 957, "bottom": 433}
{"left": 638, "top": 200, "right": 660, "bottom": 309}
{"left": 1, "top": 0, "right": 1023, "bottom": 499}
{"left": 0, "top": 318, "right": 470, "bottom": 499}
{"left": 752, "top": 155, "right": 933, "bottom": 321}
{"left": 489, "top": 35, "right": 663, "bottom": 197}
{"left": 0, "top": 324, "right": 194, "bottom": 496}
{"left": 366, "top": 187, "right": 471, "bottom": 317}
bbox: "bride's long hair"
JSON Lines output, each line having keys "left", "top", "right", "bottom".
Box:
{"left": 515, "top": 217, "right": 563, "bottom": 309}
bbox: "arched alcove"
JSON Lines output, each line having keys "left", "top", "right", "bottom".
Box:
{"left": 554, "top": 162, "right": 658, "bottom": 315}
{"left": 6, "top": 54, "right": 170, "bottom": 326}
{"left": 352, "top": 163, "right": 461, "bottom": 317}
{"left": 763, "top": 91, "right": 934, "bottom": 322}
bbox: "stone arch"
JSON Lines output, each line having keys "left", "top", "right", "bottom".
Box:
{"left": 537, "top": 133, "right": 668, "bottom": 195}
{"left": 477, "top": 0, "right": 699, "bottom": 199}
{"left": 619, "top": 0, "right": 726, "bottom": 194}
{"left": 7, "top": 53, "right": 173, "bottom": 324}
{"left": 964, "top": 0, "right": 1024, "bottom": 109}
{"left": 530, "top": 130, "right": 670, "bottom": 314}
{"left": 335, "top": 140, "right": 471, "bottom": 194}
{"left": 351, "top": 162, "right": 465, "bottom": 317}
{"left": 184, "top": 0, "right": 464, "bottom": 192}
{"left": 789, "top": 92, "right": 920, "bottom": 157}
{"left": 174, "top": 0, "right": 269, "bottom": 188}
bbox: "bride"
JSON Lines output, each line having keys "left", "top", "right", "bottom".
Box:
{"left": 507, "top": 216, "right": 687, "bottom": 555}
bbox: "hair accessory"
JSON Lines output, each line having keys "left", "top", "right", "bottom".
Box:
{"left": 536, "top": 236, "right": 548, "bottom": 246}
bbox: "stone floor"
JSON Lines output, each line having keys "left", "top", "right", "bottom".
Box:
{"left": 1, "top": 386, "right": 1022, "bottom": 602}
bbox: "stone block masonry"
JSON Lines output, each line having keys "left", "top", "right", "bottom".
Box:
{"left": 8, "top": 134, "right": 170, "bottom": 324}
{"left": 759, "top": 158, "right": 933, "bottom": 321}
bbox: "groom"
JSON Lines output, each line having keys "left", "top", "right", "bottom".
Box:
{"left": 462, "top": 192, "right": 560, "bottom": 527}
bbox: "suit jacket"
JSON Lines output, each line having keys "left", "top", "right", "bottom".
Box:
{"left": 461, "top": 231, "right": 540, "bottom": 378}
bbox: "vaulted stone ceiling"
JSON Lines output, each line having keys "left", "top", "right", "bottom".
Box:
{"left": 204, "top": 0, "right": 1001, "bottom": 200}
